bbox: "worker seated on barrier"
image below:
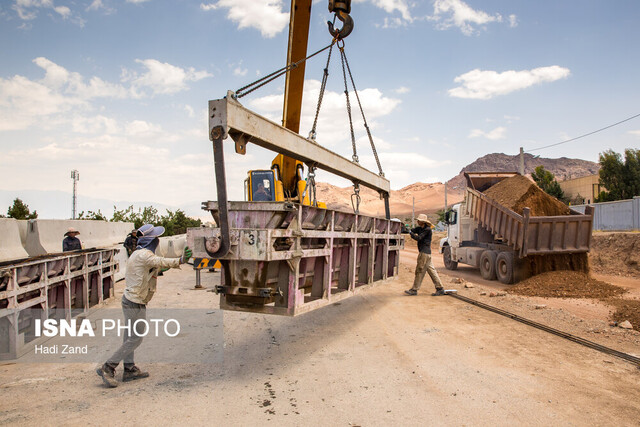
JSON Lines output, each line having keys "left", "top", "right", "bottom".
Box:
{"left": 62, "top": 227, "right": 82, "bottom": 252}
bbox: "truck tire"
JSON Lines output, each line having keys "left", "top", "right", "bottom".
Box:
{"left": 496, "top": 252, "right": 515, "bottom": 284}
{"left": 480, "top": 250, "right": 497, "bottom": 280}
{"left": 443, "top": 246, "right": 458, "bottom": 270}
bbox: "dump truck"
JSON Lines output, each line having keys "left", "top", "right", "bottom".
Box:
{"left": 439, "top": 172, "right": 594, "bottom": 284}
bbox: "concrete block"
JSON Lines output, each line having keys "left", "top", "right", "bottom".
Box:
{"left": 156, "top": 234, "right": 186, "bottom": 258}
{"left": 0, "top": 218, "right": 30, "bottom": 262}
{"left": 25, "top": 220, "right": 134, "bottom": 256}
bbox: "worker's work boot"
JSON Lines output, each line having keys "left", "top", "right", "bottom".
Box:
{"left": 431, "top": 288, "right": 446, "bottom": 296}
{"left": 404, "top": 289, "right": 418, "bottom": 296}
{"left": 123, "top": 365, "right": 150, "bottom": 382}
{"left": 96, "top": 363, "right": 118, "bottom": 388}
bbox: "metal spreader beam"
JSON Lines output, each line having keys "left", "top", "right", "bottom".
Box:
{"left": 209, "top": 92, "right": 390, "bottom": 195}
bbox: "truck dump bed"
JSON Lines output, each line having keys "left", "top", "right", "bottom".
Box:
{"left": 463, "top": 172, "right": 594, "bottom": 257}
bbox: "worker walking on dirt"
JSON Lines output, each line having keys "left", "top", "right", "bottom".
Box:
{"left": 96, "top": 224, "right": 192, "bottom": 388}
{"left": 405, "top": 214, "right": 445, "bottom": 296}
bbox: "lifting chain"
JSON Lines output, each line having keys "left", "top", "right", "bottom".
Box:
{"left": 339, "top": 45, "right": 384, "bottom": 178}
{"left": 351, "top": 182, "right": 361, "bottom": 214}
{"left": 309, "top": 39, "right": 336, "bottom": 141}
{"left": 338, "top": 40, "right": 358, "bottom": 163}
{"left": 304, "top": 164, "right": 318, "bottom": 207}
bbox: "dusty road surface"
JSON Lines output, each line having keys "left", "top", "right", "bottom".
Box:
{"left": 1, "top": 256, "right": 640, "bottom": 426}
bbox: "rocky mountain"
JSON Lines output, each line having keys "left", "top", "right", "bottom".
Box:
{"left": 446, "top": 152, "right": 600, "bottom": 189}
{"left": 317, "top": 153, "right": 599, "bottom": 220}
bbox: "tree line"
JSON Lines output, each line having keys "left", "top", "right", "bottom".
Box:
{"left": 1, "top": 200, "right": 201, "bottom": 236}
{"left": 533, "top": 148, "right": 639, "bottom": 204}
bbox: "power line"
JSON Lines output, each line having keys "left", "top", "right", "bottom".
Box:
{"left": 527, "top": 112, "right": 640, "bottom": 152}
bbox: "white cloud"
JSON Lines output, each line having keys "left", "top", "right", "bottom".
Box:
{"left": 395, "top": 86, "right": 410, "bottom": 94}
{"left": 13, "top": 0, "right": 84, "bottom": 26}
{"left": 429, "top": 0, "right": 511, "bottom": 35}
{"left": 250, "top": 79, "right": 400, "bottom": 153}
{"left": 508, "top": 14, "right": 517, "bottom": 28}
{"left": 54, "top": 5, "right": 70, "bottom": 17}
{"left": 469, "top": 126, "right": 506, "bottom": 140}
{"left": 370, "top": 0, "right": 412, "bottom": 21}
{"left": 126, "top": 0, "right": 151, "bottom": 3}
{"left": 201, "top": 0, "right": 289, "bottom": 38}
{"left": 233, "top": 67, "right": 248, "bottom": 77}
{"left": 124, "top": 59, "right": 212, "bottom": 96}
{"left": 448, "top": 66, "right": 571, "bottom": 100}
{"left": 628, "top": 130, "right": 640, "bottom": 137}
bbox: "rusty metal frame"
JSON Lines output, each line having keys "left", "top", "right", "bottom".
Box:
{"left": 188, "top": 202, "right": 403, "bottom": 316}
{"left": 0, "top": 248, "right": 120, "bottom": 359}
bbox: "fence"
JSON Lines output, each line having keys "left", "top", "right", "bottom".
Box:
{"left": 571, "top": 197, "right": 640, "bottom": 231}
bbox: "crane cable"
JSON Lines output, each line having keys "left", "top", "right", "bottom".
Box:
{"left": 234, "top": 42, "right": 335, "bottom": 99}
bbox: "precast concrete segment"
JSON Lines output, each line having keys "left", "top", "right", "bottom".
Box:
{"left": 24, "top": 220, "right": 133, "bottom": 257}
{"left": 156, "top": 234, "right": 187, "bottom": 258}
{"left": 0, "top": 219, "right": 30, "bottom": 262}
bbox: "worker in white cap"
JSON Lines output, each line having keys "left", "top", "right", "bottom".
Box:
{"left": 96, "top": 223, "right": 192, "bottom": 388}
{"left": 405, "top": 214, "right": 445, "bottom": 296}
{"left": 62, "top": 227, "right": 82, "bottom": 252}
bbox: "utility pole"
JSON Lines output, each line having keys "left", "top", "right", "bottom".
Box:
{"left": 444, "top": 182, "right": 448, "bottom": 212}
{"left": 412, "top": 196, "right": 415, "bottom": 228}
{"left": 519, "top": 147, "right": 525, "bottom": 175}
{"left": 71, "top": 170, "right": 79, "bottom": 219}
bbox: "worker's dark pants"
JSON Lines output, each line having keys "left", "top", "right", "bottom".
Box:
{"left": 106, "top": 297, "right": 146, "bottom": 369}
{"left": 412, "top": 252, "right": 443, "bottom": 291}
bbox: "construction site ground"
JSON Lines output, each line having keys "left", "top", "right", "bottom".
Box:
{"left": 2, "top": 234, "right": 640, "bottom": 425}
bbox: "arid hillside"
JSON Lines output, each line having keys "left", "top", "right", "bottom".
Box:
{"left": 316, "top": 153, "right": 599, "bottom": 219}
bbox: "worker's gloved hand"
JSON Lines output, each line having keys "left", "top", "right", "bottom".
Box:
{"left": 180, "top": 246, "right": 192, "bottom": 264}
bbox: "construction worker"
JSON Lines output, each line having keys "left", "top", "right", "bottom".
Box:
{"left": 123, "top": 229, "right": 138, "bottom": 256}
{"left": 404, "top": 214, "right": 445, "bottom": 296}
{"left": 96, "top": 223, "right": 192, "bottom": 388}
{"left": 62, "top": 227, "right": 82, "bottom": 251}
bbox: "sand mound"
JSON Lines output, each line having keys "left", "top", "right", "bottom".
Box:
{"left": 608, "top": 299, "right": 640, "bottom": 330}
{"left": 483, "top": 175, "right": 570, "bottom": 216}
{"left": 508, "top": 271, "right": 626, "bottom": 299}
{"left": 589, "top": 232, "right": 640, "bottom": 277}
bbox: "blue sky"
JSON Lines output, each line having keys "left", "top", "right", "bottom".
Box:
{"left": 1, "top": 0, "right": 639, "bottom": 218}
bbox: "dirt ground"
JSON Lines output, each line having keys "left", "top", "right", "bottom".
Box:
{"left": 1, "top": 247, "right": 640, "bottom": 425}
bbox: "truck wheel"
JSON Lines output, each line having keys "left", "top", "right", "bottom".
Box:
{"left": 443, "top": 246, "right": 458, "bottom": 270}
{"left": 480, "top": 250, "right": 497, "bottom": 280}
{"left": 496, "top": 252, "right": 515, "bottom": 284}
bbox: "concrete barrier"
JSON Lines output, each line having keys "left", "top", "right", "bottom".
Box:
{"left": 156, "top": 234, "right": 187, "bottom": 258}
{"left": 25, "top": 220, "right": 134, "bottom": 256}
{"left": 0, "top": 218, "right": 30, "bottom": 262}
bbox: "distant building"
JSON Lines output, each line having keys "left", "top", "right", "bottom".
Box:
{"left": 558, "top": 174, "right": 605, "bottom": 204}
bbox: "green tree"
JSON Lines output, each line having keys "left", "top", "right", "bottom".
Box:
{"left": 531, "top": 166, "right": 568, "bottom": 203}
{"left": 7, "top": 198, "right": 38, "bottom": 219}
{"left": 160, "top": 209, "right": 202, "bottom": 236}
{"left": 597, "top": 148, "right": 640, "bottom": 201}
{"left": 77, "top": 210, "right": 107, "bottom": 221}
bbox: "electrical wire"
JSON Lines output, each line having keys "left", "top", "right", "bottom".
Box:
{"left": 527, "top": 112, "right": 640, "bottom": 152}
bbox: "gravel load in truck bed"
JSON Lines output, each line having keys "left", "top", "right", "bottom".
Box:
{"left": 482, "top": 174, "right": 571, "bottom": 217}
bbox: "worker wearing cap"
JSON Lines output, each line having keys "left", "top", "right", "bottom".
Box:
{"left": 405, "top": 214, "right": 445, "bottom": 296}
{"left": 62, "top": 227, "right": 82, "bottom": 252}
{"left": 123, "top": 229, "right": 138, "bottom": 256}
{"left": 96, "top": 223, "right": 192, "bottom": 388}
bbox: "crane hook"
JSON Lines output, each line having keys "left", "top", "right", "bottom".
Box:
{"left": 327, "top": 0, "right": 353, "bottom": 40}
